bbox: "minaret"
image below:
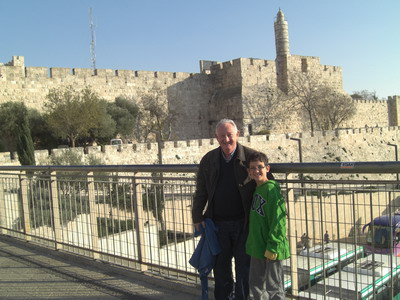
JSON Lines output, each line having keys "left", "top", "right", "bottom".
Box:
{"left": 274, "top": 9, "right": 290, "bottom": 93}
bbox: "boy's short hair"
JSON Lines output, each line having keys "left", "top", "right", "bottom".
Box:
{"left": 247, "top": 151, "right": 269, "bottom": 167}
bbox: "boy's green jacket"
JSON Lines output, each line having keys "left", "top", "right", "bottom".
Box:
{"left": 246, "top": 180, "right": 290, "bottom": 260}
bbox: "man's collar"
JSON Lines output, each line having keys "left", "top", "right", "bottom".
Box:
{"left": 221, "top": 147, "right": 237, "bottom": 162}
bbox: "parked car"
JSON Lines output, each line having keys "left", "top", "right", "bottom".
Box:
{"left": 110, "top": 139, "right": 122, "bottom": 146}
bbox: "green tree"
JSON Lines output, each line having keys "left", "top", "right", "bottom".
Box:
{"left": 49, "top": 148, "right": 83, "bottom": 165}
{"left": 16, "top": 113, "right": 36, "bottom": 165}
{"left": 48, "top": 148, "right": 83, "bottom": 196}
{"left": 107, "top": 96, "right": 139, "bottom": 141}
{"left": 45, "top": 86, "right": 114, "bottom": 147}
{"left": 86, "top": 99, "right": 116, "bottom": 145}
{"left": 28, "top": 108, "right": 59, "bottom": 150}
{"left": 0, "top": 102, "right": 21, "bottom": 152}
{"left": 0, "top": 102, "right": 35, "bottom": 165}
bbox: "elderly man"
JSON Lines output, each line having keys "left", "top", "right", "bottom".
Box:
{"left": 192, "top": 119, "right": 257, "bottom": 300}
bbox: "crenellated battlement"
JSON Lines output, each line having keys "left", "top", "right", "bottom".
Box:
{"left": 0, "top": 56, "right": 195, "bottom": 82}
{"left": 289, "top": 55, "right": 342, "bottom": 73}
{"left": 209, "top": 58, "right": 241, "bottom": 73}
{"left": 352, "top": 98, "right": 388, "bottom": 104}
{"left": 322, "top": 65, "right": 341, "bottom": 72}
{"left": 0, "top": 55, "right": 343, "bottom": 88}
{"left": 25, "top": 67, "right": 49, "bottom": 79}
{"left": 50, "top": 67, "right": 71, "bottom": 78}
{"left": 389, "top": 96, "right": 400, "bottom": 101}
{"left": 2, "top": 125, "right": 400, "bottom": 167}
{"left": 209, "top": 57, "right": 277, "bottom": 74}
{"left": 244, "top": 58, "right": 276, "bottom": 73}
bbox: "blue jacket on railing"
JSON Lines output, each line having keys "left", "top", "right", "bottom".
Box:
{"left": 189, "top": 218, "right": 221, "bottom": 300}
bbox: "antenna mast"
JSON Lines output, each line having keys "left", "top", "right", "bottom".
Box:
{"left": 89, "top": 8, "right": 97, "bottom": 71}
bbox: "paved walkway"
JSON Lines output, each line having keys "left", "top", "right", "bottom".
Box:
{"left": 0, "top": 235, "right": 201, "bottom": 299}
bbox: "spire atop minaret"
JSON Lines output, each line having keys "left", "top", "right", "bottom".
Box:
{"left": 277, "top": 9, "right": 284, "bottom": 22}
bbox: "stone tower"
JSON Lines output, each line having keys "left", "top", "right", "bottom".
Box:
{"left": 388, "top": 96, "right": 400, "bottom": 126}
{"left": 274, "top": 9, "right": 290, "bottom": 93}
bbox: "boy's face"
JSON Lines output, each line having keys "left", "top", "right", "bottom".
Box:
{"left": 248, "top": 160, "right": 270, "bottom": 185}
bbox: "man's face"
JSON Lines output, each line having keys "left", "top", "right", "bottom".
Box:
{"left": 215, "top": 123, "right": 240, "bottom": 157}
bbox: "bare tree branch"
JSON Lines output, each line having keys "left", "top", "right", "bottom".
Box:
{"left": 314, "top": 89, "right": 356, "bottom": 130}
{"left": 288, "top": 72, "right": 356, "bottom": 131}
{"left": 136, "top": 85, "right": 177, "bottom": 163}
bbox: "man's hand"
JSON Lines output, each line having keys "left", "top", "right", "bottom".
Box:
{"left": 194, "top": 221, "right": 206, "bottom": 232}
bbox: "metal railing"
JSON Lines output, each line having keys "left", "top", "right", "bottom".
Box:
{"left": 1, "top": 162, "right": 400, "bottom": 299}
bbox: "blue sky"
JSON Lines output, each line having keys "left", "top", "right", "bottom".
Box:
{"left": 1, "top": 0, "right": 399, "bottom": 98}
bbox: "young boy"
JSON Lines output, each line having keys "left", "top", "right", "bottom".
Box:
{"left": 245, "top": 151, "right": 290, "bottom": 300}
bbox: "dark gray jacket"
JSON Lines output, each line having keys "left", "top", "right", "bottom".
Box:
{"left": 192, "top": 143, "right": 257, "bottom": 225}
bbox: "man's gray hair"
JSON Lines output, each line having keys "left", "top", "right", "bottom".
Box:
{"left": 215, "top": 119, "right": 238, "bottom": 133}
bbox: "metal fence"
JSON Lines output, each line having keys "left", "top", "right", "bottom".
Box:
{"left": 1, "top": 162, "right": 400, "bottom": 299}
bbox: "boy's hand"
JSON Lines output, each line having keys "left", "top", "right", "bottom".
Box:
{"left": 264, "top": 250, "right": 277, "bottom": 260}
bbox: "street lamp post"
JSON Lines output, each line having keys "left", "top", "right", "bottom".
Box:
{"left": 290, "top": 137, "right": 303, "bottom": 163}
{"left": 290, "top": 137, "right": 304, "bottom": 192}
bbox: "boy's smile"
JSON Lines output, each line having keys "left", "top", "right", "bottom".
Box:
{"left": 248, "top": 161, "right": 270, "bottom": 186}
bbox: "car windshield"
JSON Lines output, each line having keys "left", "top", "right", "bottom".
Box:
{"left": 111, "top": 139, "right": 122, "bottom": 145}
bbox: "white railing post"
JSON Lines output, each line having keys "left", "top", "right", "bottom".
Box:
{"left": 49, "top": 171, "right": 62, "bottom": 250}
{"left": 19, "top": 171, "right": 31, "bottom": 241}
{"left": 133, "top": 174, "right": 148, "bottom": 271}
{"left": 0, "top": 179, "right": 6, "bottom": 235}
{"left": 286, "top": 173, "right": 299, "bottom": 296}
{"left": 87, "top": 171, "right": 100, "bottom": 259}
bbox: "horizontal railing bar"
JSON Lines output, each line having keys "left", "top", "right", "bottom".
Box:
{"left": 0, "top": 173, "right": 197, "bottom": 183}
{"left": 0, "top": 164, "right": 199, "bottom": 173}
{"left": 270, "top": 161, "right": 400, "bottom": 174}
{"left": 1, "top": 161, "right": 400, "bottom": 174}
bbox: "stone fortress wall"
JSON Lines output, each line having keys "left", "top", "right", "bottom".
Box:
{"left": 2, "top": 126, "right": 400, "bottom": 180}
{"left": 0, "top": 55, "right": 214, "bottom": 140}
{"left": 2, "top": 53, "right": 379, "bottom": 140}
{"left": 0, "top": 54, "right": 398, "bottom": 164}
{"left": 345, "top": 99, "right": 389, "bottom": 128}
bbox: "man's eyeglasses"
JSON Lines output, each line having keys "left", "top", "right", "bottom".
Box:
{"left": 249, "top": 166, "right": 266, "bottom": 171}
